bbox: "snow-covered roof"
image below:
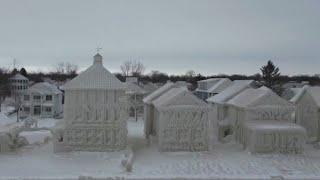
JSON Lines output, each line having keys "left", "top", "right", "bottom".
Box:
{"left": 143, "top": 81, "right": 193, "bottom": 104}
{"left": 143, "top": 82, "right": 174, "bottom": 104}
{"left": 29, "top": 82, "right": 62, "bottom": 95}
{"left": 64, "top": 53, "right": 125, "bottom": 90}
{"left": 207, "top": 78, "right": 232, "bottom": 94}
{"left": 207, "top": 80, "right": 256, "bottom": 104}
{"left": 9, "top": 73, "right": 28, "bottom": 81}
{"left": 153, "top": 87, "right": 206, "bottom": 108}
{"left": 291, "top": 85, "right": 320, "bottom": 107}
{"left": 125, "top": 82, "right": 147, "bottom": 95}
{"left": 196, "top": 78, "right": 228, "bottom": 92}
{"left": 227, "top": 86, "right": 291, "bottom": 108}
{"left": 0, "top": 113, "right": 14, "bottom": 126}
{"left": 198, "top": 78, "right": 221, "bottom": 83}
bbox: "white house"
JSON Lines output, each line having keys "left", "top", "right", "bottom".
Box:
{"left": 206, "top": 80, "right": 259, "bottom": 139}
{"left": 290, "top": 85, "right": 320, "bottom": 141}
{"left": 226, "top": 87, "right": 305, "bottom": 153}
{"left": 152, "top": 87, "right": 211, "bottom": 152}
{"left": 20, "top": 82, "right": 63, "bottom": 118}
{"left": 53, "top": 53, "right": 128, "bottom": 152}
{"left": 9, "top": 73, "right": 29, "bottom": 99}
{"left": 143, "top": 82, "right": 188, "bottom": 139}
{"left": 195, "top": 78, "right": 232, "bottom": 101}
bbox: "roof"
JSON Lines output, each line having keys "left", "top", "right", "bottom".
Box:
{"left": 142, "top": 83, "right": 158, "bottom": 94}
{"left": 291, "top": 85, "right": 320, "bottom": 107}
{"left": 29, "top": 82, "right": 62, "bottom": 95}
{"left": 64, "top": 53, "right": 124, "bottom": 90}
{"left": 9, "top": 73, "right": 28, "bottom": 81}
{"left": 153, "top": 87, "right": 206, "bottom": 108}
{"left": 207, "top": 80, "right": 256, "bottom": 104}
{"left": 198, "top": 78, "right": 222, "bottom": 83}
{"left": 227, "top": 86, "right": 291, "bottom": 108}
{"left": 143, "top": 82, "right": 174, "bottom": 104}
{"left": 196, "top": 78, "right": 226, "bottom": 92}
{"left": 207, "top": 78, "right": 232, "bottom": 94}
{"left": 125, "top": 82, "right": 147, "bottom": 95}
{"left": 143, "top": 81, "right": 192, "bottom": 104}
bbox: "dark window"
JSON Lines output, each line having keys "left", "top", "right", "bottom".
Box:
{"left": 46, "top": 95, "right": 52, "bottom": 101}
{"left": 24, "top": 95, "right": 30, "bottom": 101}
{"left": 33, "top": 95, "right": 41, "bottom": 100}
{"left": 44, "top": 107, "right": 52, "bottom": 112}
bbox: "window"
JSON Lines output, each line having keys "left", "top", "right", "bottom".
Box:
{"left": 46, "top": 95, "right": 52, "bottom": 101}
{"left": 33, "top": 95, "right": 41, "bottom": 100}
{"left": 24, "top": 95, "right": 30, "bottom": 101}
{"left": 44, "top": 107, "right": 52, "bottom": 112}
{"left": 24, "top": 107, "right": 30, "bottom": 112}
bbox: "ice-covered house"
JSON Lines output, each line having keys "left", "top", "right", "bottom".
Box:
{"left": 195, "top": 78, "right": 232, "bottom": 101}
{"left": 20, "top": 82, "right": 63, "bottom": 118}
{"left": 53, "top": 53, "right": 128, "bottom": 152}
{"left": 282, "top": 87, "right": 303, "bottom": 101}
{"left": 226, "top": 87, "right": 306, "bottom": 153}
{"left": 206, "top": 80, "right": 259, "bottom": 139}
{"left": 9, "top": 73, "right": 29, "bottom": 97}
{"left": 290, "top": 86, "right": 320, "bottom": 140}
{"left": 143, "top": 82, "right": 189, "bottom": 139}
{"left": 152, "top": 87, "right": 211, "bottom": 151}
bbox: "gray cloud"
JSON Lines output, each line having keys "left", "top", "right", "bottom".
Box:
{"left": 0, "top": 0, "right": 319, "bottom": 75}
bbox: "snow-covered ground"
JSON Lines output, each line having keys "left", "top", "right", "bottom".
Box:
{"left": 0, "top": 115, "right": 320, "bottom": 179}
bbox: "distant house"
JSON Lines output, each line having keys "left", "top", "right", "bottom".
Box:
{"left": 291, "top": 85, "right": 320, "bottom": 140}
{"left": 125, "top": 81, "right": 147, "bottom": 119}
{"left": 20, "top": 82, "right": 63, "bottom": 118}
{"left": 141, "top": 82, "right": 158, "bottom": 95}
{"left": 151, "top": 87, "right": 210, "bottom": 152}
{"left": 195, "top": 78, "right": 232, "bottom": 101}
{"left": 9, "top": 73, "right": 29, "bottom": 98}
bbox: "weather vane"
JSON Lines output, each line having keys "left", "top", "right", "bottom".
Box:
{"left": 96, "top": 47, "right": 102, "bottom": 53}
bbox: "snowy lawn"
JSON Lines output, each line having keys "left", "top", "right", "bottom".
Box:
{"left": 0, "top": 118, "right": 320, "bottom": 179}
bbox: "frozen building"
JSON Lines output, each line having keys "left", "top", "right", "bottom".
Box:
{"left": 282, "top": 87, "right": 303, "bottom": 101}
{"left": 152, "top": 87, "right": 211, "bottom": 151}
{"left": 20, "top": 82, "right": 63, "bottom": 118}
{"left": 53, "top": 53, "right": 128, "bottom": 152}
{"left": 206, "top": 80, "right": 259, "bottom": 139}
{"left": 143, "top": 82, "right": 187, "bottom": 139}
{"left": 195, "top": 78, "right": 232, "bottom": 101}
{"left": 226, "top": 87, "right": 305, "bottom": 153}
{"left": 291, "top": 85, "right": 320, "bottom": 140}
{"left": 9, "top": 73, "right": 29, "bottom": 97}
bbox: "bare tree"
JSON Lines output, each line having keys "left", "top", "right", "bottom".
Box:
{"left": 185, "top": 70, "right": 196, "bottom": 77}
{"left": 55, "top": 62, "right": 78, "bottom": 75}
{"left": 55, "top": 62, "right": 65, "bottom": 74}
{"left": 131, "top": 61, "right": 145, "bottom": 77}
{"left": 65, "top": 63, "right": 78, "bottom": 75}
{"left": 120, "top": 59, "right": 145, "bottom": 77}
{"left": 120, "top": 61, "right": 132, "bottom": 77}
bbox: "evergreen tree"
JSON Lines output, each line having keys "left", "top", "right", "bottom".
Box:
{"left": 260, "top": 60, "right": 280, "bottom": 89}
{"left": 20, "top": 68, "right": 28, "bottom": 77}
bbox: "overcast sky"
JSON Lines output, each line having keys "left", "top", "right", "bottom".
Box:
{"left": 0, "top": 0, "right": 319, "bottom": 75}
